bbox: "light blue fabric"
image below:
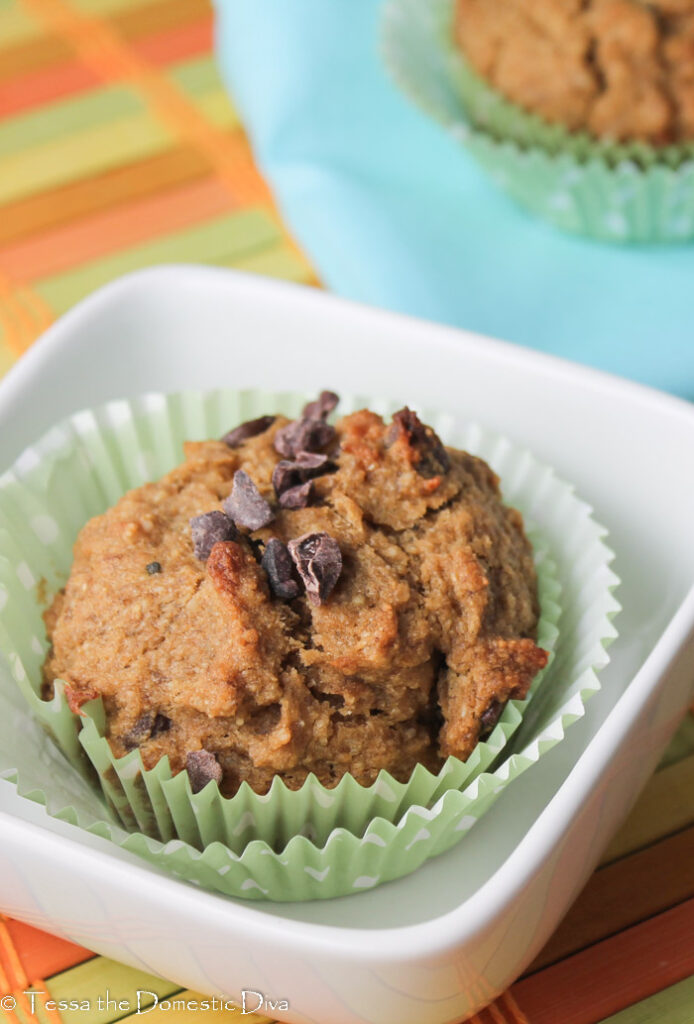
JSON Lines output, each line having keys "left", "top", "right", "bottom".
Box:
{"left": 214, "top": 0, "right": 694, "bottom": 399}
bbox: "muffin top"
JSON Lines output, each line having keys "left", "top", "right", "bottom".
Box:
{"left": 455, "top": 0, "right": 694, "bottom": 143}
{"left": 43, "top": 395, "right": 547, "bottom": 797}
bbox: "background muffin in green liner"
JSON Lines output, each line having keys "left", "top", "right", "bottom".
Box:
{"left": 0, "top": 390, "right": 617, "bottom": 901}
{"left": 382, "top": 0, "right": 694, "bottom": 242}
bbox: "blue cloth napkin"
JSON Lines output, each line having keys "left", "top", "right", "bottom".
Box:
{"left": 214, "top": 0, "right": 694, "bottom": 399}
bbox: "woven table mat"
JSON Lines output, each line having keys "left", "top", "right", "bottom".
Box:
{"left": 1, "top": 0, "right": 694, "bottom": 1020}
{"left": 0, "top": 0, "right": 315, "bottom": 372}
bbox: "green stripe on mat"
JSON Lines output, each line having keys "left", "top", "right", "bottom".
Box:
{"left": 599, "top": 974, "right": 694, "bottom": 1023}
{"left": 35, "top": 209, "right": 281, "bottom": 313}
{"left": 0, "top": 338, "right": 16, "bottom": 379}
{"left": 0, "top": 86, "right": 144, "bottom": 159}
{"left": 0, "top": 113, "right": 172, "bottom": 206}
{"left": 168, "top": 55, "right": 222, "bottom": 97}
{"left": 166, "top": 58, "right": 239, "bottom": 130}
{"left": 229, "top": 242, "right": 313, "bottom": 283}
{"left": 69, "top": 0, "right": 173, "bottom": 15}
{"left": 195, "top": 90, "right": 239, "bottom": 131}
{"left": 0, "top": 5, "right": 41, "bottom": 48}
{"left": 42, "top": 957, "right": 177, "bottom": 1024}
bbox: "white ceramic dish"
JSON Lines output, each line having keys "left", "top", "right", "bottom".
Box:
{"left": 0, "top": 267, "right": 692, "bottom": 1024}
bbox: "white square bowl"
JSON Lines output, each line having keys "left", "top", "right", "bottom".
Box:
{"left": 0, "top": 267, "right": 693, "bottom": 1024}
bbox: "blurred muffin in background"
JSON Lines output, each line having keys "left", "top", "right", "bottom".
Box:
{"left": 382, "top": 0, "right": 694, "bottom": 241}
{"left": 454, "top": 0, "right": 694, "bottom": 144}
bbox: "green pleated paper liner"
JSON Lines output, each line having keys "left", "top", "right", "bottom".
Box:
{"left": 382, "top": 0, "right": 694, "bottom": 242}
{"left": 0, "top": 389, "right": 619, "bottom": 900}
{"left": 8, "top": 682, "right": 592, "bottom": 903}
{"left": 445, "top": 39, "right": 694, "bottom": 170}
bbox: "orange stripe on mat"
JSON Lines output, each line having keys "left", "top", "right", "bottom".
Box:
{"left": 131, "top": 16, "right": 212, "bottom": 67}
{"left": 0, "top": 60, "right": 100, "bottom": 118}
{"left": 511, "top": 896, "right": 694, "bottom": 1024}
{"left": 0, "top": 275, "right": 38, "bottom": 357}
{"left": 0, "top": 954, "right": 11, "bottom": 997}
{"left": 0, "top": 145, "right": 210, "bottom": 246}
{"left": 0, "top": 177, "right": 234, "bottom": 280}
{"left": 530, "top": 824, "right": 694, "bottom": 973}
{"left": 2, "top": 1001, "right": 22, "bottom": 1024}
{"left": 14, "top": 987, "right": 44, "bottom": 1024}
{"left": 0, "top": 272, "right": 54, "bottom": 355}
{"left": 0, "top": 918, "right": 28, "bottom": 991}
{"left": 0, "top": 34, "right": 73, "bottom": 84}
{"left": 2, "top": 919, "right": 92, "bottom": 983}
{"left": 36, "top": 983, "right": 65, "bottom": 1024}
{"left": 500, "top": 990, "right": 531, "bottom": 1024}
{"left": 17, "top": 280, "right": 55, "bottom": 336}
{"left": 108, "top": 0, "right": 206, "bottom": 41}
{"left": 477, "top": 1008, "right": 505, "bottom": 1024}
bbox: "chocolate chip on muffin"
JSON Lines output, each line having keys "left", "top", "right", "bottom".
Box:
{"left": 223, "top": 470, "right": 274, "bottom": 531}
{"left": 302, "top": 390, "right": 339, "bottom": 420}
{"left": 186, "top": 749, "right": 223, "bottom": 793}
{"left": 278, "top": 480, "right": 314, "bottom": 510}
{"left": 387, "top": 407, "right": 451, "bottom": 478}
{"left": 272, "top": 452, "right": 334, "bottom": 509}
{"left": 190, "top": 510, "right": 237, "bottom": 561}
{"left": 222, "top": 415, "right": 276, "bottom": 448}
{"left": 288, "top": 531, "right": 343, "bottom": 606}
{"left": 274, "top": 418, "right": 337, "bottom": 459}
{"left": 124, "top": 711, "right": 171, "bottom": 750}
{"left": 261, "top": 538, "right": 301, "bottom": 600}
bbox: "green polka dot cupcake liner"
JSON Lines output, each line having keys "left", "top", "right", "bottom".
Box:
{"left": 382, "top": 0, "right": 694, "bottom": 243}
{"left": 0, "top": 390, "right": 618, "bottom": 901}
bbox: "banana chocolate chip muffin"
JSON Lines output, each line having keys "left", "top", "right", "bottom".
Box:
{"left": 43, "top": 394, "right": 547, "bottom": 797}
{"left": 455, "top": 0, "right": 694, "bottom": 144}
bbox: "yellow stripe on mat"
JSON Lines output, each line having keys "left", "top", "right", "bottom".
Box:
{"left": 0, "top": 112, "right": 172, "bottom": 206}
{"left": 0, "top": 4, "right": 43, "bottom": 47}
{"left": 0, "top": 270, "right": 54, "bottom": 356}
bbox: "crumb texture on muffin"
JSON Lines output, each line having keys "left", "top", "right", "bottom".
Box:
{"left": 43, "top": 400, "right": 547, "bottom": 796}
{"left": 455, "top": 0, "right": 694, "bottom": 143}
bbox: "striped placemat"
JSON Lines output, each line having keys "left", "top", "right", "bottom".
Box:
{"left": 1, "top": 0, "right": 694, "bottom": 1020}
{"left": 0, "top": 0, "right": 315, "bottom": 371}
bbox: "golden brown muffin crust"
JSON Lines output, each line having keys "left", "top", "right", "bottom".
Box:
{"left": 43, "top": 406, "right": 547, "bottom": 796}
{"left": 455, "top": 0, "right": 694, "bottom": 143}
